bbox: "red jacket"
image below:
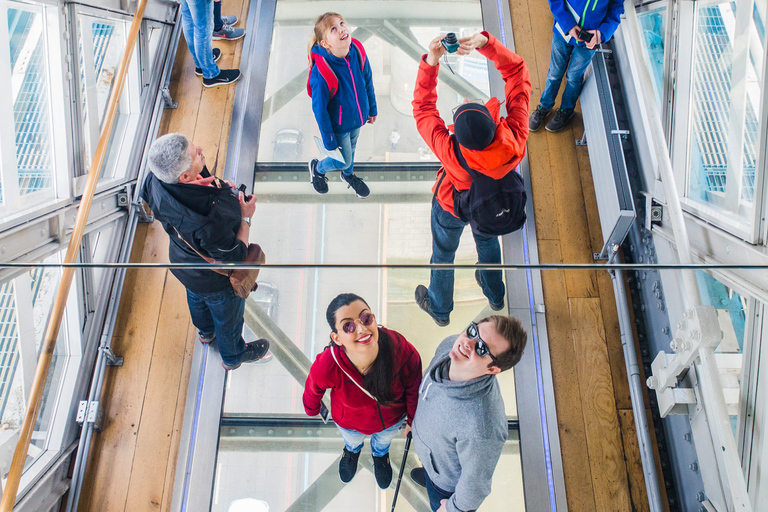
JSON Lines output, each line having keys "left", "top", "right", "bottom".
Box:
{"left": 303, "top": 327, "right": 422, "bottom": 435}
{"left": 412, "top": 32, "right": 531, "bottom": 215}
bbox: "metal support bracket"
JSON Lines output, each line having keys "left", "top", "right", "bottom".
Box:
{"left": 76, "top": 400, "right": 104, "bottom": 432}
{"left": 117, "top": 191, "right": 130, "bottom": 209}
{"left": 575, "top": 132, "right": 588, "bottom": 146}
{"left": 133, "top": 198, "right": 154, "bottom": 223}
{"left": 162, "top": 87, "right": 178, "bottom": 109}
{"left": 101, "top": 346, "right": 124, "bottom": 366}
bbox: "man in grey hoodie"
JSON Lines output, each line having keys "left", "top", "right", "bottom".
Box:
{"left": 411, "top": 315, "right": 527, "bottom": 512}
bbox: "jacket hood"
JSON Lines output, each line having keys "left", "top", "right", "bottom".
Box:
{"left": 141, "top": 172, "right": 221, "bottom": 233}
{"left": 311, "top": 42, "right": 351, "bottom": 64}
{"left": 447, "top": 97, "right": 525, "bottom": 178}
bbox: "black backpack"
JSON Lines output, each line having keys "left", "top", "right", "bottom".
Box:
{"left": 445, "top": 140, "right": 527, "bottom": 237}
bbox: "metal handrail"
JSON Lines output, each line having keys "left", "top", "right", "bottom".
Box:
{"left": 0, "top": 0, "right": 149, "bottom": 507}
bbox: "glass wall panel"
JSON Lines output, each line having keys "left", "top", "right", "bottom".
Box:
{"left": 687, "top": 2, "right": 764, "bottom": 223}
{"left": 4, "top": 3, "right": 56, "bottom": 213}
{"left": 696, "top": 270, "right": 746, "bottom": 437}
{"left": 637, "top": 7, "right": 666, "bottom": 111}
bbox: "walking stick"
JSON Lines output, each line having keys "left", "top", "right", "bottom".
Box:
{"left": 391, "top": 431, "right": 412, "bottom": 512}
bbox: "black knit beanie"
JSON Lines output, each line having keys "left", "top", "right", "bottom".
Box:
{"left": 453, "top": 103, "right": 496, "bottom": 151}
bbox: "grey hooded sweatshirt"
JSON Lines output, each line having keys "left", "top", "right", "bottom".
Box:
{"left": 412, "top": 335, "right": 507, "bottom": 512}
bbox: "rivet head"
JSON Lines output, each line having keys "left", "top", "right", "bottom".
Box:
{"left": 267, "top": 429, "right": 274, "bottom": 435}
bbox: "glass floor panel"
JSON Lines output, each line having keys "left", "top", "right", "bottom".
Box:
{"left": 214, "top": 0, "right": 529, "bottom": 509}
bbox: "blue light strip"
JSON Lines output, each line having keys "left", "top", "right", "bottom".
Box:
{"left": 181, "top": 343, "right": 209, "bottom": 511}
{"left": 494, "top": 0, "right": 558, "bottom": 508}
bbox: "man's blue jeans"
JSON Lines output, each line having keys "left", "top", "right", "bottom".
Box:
{"left": 539, "top": 32, "right": 596, "bottom": 112}
{"left": 424, "top": 471, "right": 476, "bottom": 512}
{"left": 180, "top": 0, "right": 219, "bottom": 79}
{"left": 186, "top": 287, "right": 246, "bottom": 366}
{"left": 317, "top": 128, "right": 360, "bottom": 176}
{"left": 336, "top": 416, "right": 405, "bottom": 457}
{"left": 428, "top": 200, "right": 504, "bottom": 320}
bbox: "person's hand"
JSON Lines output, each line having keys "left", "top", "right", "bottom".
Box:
{"left": 568, "top": 26, "right": 580, "bottom": 42}
{"left": 239, "top": 191, "right": 256, "bottom": 219}
{"left": 585, "top": 29, "right": 601, "bottom": 50}
{"left": 403, "top": 424, "right": 412, "bottom": 437}
{"left": 456, "top": 32, "right": 488, "bottom": 55}
{"left": 426, "top": 35, "right": 446, "bottom": 66}
{"left": 367, "top": 115, "right": 377, "bottom": 124}
{"left": 437, "top": 499, "right": 448, "bottom": 512}
{"left": 224, "top": 179, "right": 236, "bottom": 188}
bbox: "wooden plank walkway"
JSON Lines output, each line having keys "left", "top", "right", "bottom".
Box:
{"left": 79, "top": 1, "right": 666, "bottom": 510}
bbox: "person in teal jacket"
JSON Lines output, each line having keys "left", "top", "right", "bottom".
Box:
{"left": 529, "top": 0, "right": 624, "bottom": 132}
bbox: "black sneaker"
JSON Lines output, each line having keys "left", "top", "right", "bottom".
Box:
{"left": 545, "top": 108, "right": 575, "bottom": 132}
{"left": 340, "top": 173, "right": 370, "bottom": 198}
{"left": 410, "top": 467, "right": 427, "bottom": 488}
{"left": 221, "top": 339, "right": 270, "bottom": 370}
{"left": 372, "top": 453, "right": 393, "bottom": 489}
{"left": 202, "top": 68, "right": 240, "bottom": 88}
{"left": 308, "top": 159, "right": 328, "bottom": 194}
{"left": 339, "top": 447, "right": 361, "bottom": 483}
{"left": 529, "top": 105, "right": 551, "bottom": 132}
{"left": 475, "top": 269, "right": 505, "bottom": 311}
{"left": 198, "top": 331, "right": 216, "bottom": 344}
{"left": 415, "top": 285, "right": 449, "bottom": 327}
{"left": 194, "top": 48, "right": 222, "bottom": 76}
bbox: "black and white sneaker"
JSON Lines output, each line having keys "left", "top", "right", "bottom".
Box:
{"left": 372, "top": 453, "right": 393, "bottom": 489}
{"left": 341, "top": 173, "right": 370, "bottom": 198}
{"left": 545, "top": 108, "right": 575, "bottom": 132}
{"left": 308, "top": 159, "right": 328, "bottom": 194}
{"left": 415, "top": 285, "right": 449, "bottom": 326}
{"left": 194, "top": 48, "right": 222, "bottom": 76}
{"left": 339, "top": 447, "right": 361, "bottom": 483}
{"left": 221, "top": 339, "right": 270, "bottom": 370}
{"left": 202, "top": 68, "right": 240, "bottom": 88}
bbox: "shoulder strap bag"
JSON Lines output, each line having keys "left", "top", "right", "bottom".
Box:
{"left": 330, "top": 346, "right": 377, "bottom": 402}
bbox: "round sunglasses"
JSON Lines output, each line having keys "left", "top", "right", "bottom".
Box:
{"left": 466, "top": 321, "right": 499, "bottom": 365}
{"left": 341, "top": 312, "right": 375, "bottom": 334}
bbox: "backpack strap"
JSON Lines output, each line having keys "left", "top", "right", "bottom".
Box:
{"left": 307, "top": 53, "right": 339, "bottom": 98}
{"left": 351, "top": 38, "right": 366, "bottom": 69}
{"left": 452, "top": 137, "right": 480, "bottom": 179}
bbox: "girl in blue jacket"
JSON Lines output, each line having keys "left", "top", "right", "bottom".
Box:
{"left": 307, "top": 12, "right": 377, "bottom": 198}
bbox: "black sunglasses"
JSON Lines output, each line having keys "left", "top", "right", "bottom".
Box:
{"left": 341, "top": 312, "right": 375, "bottom": 334}
{"left": 466, "top": 322, "right": 499, "bottom": 365}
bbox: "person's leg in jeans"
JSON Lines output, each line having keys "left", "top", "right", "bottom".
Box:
{"left": 424, "top": 471, "right": 457, "bottom": 512}
{"left": 558, "top": 43, "right": 597, "bottom": 111}
{"left": 539, "top": 33, "right": 574, "bottom": 110}
{"left": 369, "top": 417, "right": 405, "bottom": 457}
{"left": 316, "top": 129, "right": 358, "bottom": 175}
{"left": 336, "top": 425, "right": 366, "bottom": 453}
{"left": 473, "top": 231, "right": 504, "bottom": 307}
{"left": 188, "top": 287, "right": 247, "bottom": 366}
{"left": 186, "top": 288, "right": 215, "bottom": 339}
{"left": 180, "top": 0, "right": 218, "bottom": 79}
{"left": 428, "top": 200, "right": 468, "bottom": 319}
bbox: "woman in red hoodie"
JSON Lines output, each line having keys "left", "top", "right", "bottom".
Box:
{"left": 303, "top": 293, "right": 422, "bottom": 489}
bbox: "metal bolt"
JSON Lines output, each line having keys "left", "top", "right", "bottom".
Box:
{"left": 267, "top": 429, "right": 274, "bottom": 435}
{"left": 662, "top": 327, "right": 670, "bottom": 335}
{"left": 249, "top": 429, "right": 254, "bottom": 435}
{"left": 690, "top": 462, "right": 699, "bottom": 472}
{"left": 696, "top": 492, "right": 706, "bottom": 502}
{"left": 684, "top": 432, "right": 693, "bottom": 443}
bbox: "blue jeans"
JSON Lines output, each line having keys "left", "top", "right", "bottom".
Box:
{"left": 424, "top": 471, "right": 474, "bottom": 512}
{"left": 186, "top": 287, "right": 246, "bottom": 366}
{"left": 180, "top": 0, "right": 219, "bottom": 79}
{"left": 336, "top": 416, "right": 405, "bottom": 457}
{"left": 428, "top": 201, "right": 504, "bottom": 319}
{"left": 539, "top": 32, "right": 596, "bottom": 112}
{"left": 317, "top": 128, "right": 360, "bottom": 176}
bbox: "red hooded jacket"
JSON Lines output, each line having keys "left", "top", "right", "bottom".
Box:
{"left": 412, "top": 32, "right": 531, "bottom": 215}
{"left": 303, "top": 327, "right": 422, "bottom": 435}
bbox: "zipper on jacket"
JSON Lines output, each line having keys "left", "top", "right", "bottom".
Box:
{"left": 338, "top": 105, "right": 342, "bottom": 125}
{"left": 377, "top": 403, "right": 385, "bottom": 430}
{"left": 580, "top": 1, "right": 589, "bottom": 27}
{"left": 346, "top": 56, "right": 365, "bottom": 125}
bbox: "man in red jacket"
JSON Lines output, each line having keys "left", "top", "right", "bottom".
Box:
{"left": 413, "top": 32, "right": 531, "bottom": 326}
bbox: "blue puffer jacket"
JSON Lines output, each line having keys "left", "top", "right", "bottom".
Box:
{"left": 549, "top": 0, "right": 624, "bottom": 46}
{"left": 309, "top": 42, "right": 377, "bottom": 150}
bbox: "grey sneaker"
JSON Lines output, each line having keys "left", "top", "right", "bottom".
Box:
{"left": 222, "top": 339, "right": 270, "bottom": 370}
{"left": 202, "top": 68, "right": 240, "bottom": 88}
{"left": 220, "top": 14, "right": 238, "bottom": 26}
{"left": 529, "top": 105, "right": 550, "bottom": 132}
{"left": 212, "top": 24, "right": 245, "bottom": 41}
{"left": 475, "top": 269, "right": 504, "bottom": 311}
{"left": 194, "top": 47, "right": 222, "bottom": 76}
{"left": 415, "top": 285, "right": 449, "bottom": 326}
{"left": 341, "top": 173, "right": 370, "bottom": 198}
{"left": 308, "top": 159, "right": 328, "bottom": 194}
{"left": 545, "top": 108, "right": 575, "bottom": 132}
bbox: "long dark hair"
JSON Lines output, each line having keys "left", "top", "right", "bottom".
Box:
{"left": 326, "top": 293, "right": 396, "bottom": 404}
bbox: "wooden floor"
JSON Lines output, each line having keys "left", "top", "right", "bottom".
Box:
{"left": 79, "top": 1, "right": 666, "bottom": 510}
